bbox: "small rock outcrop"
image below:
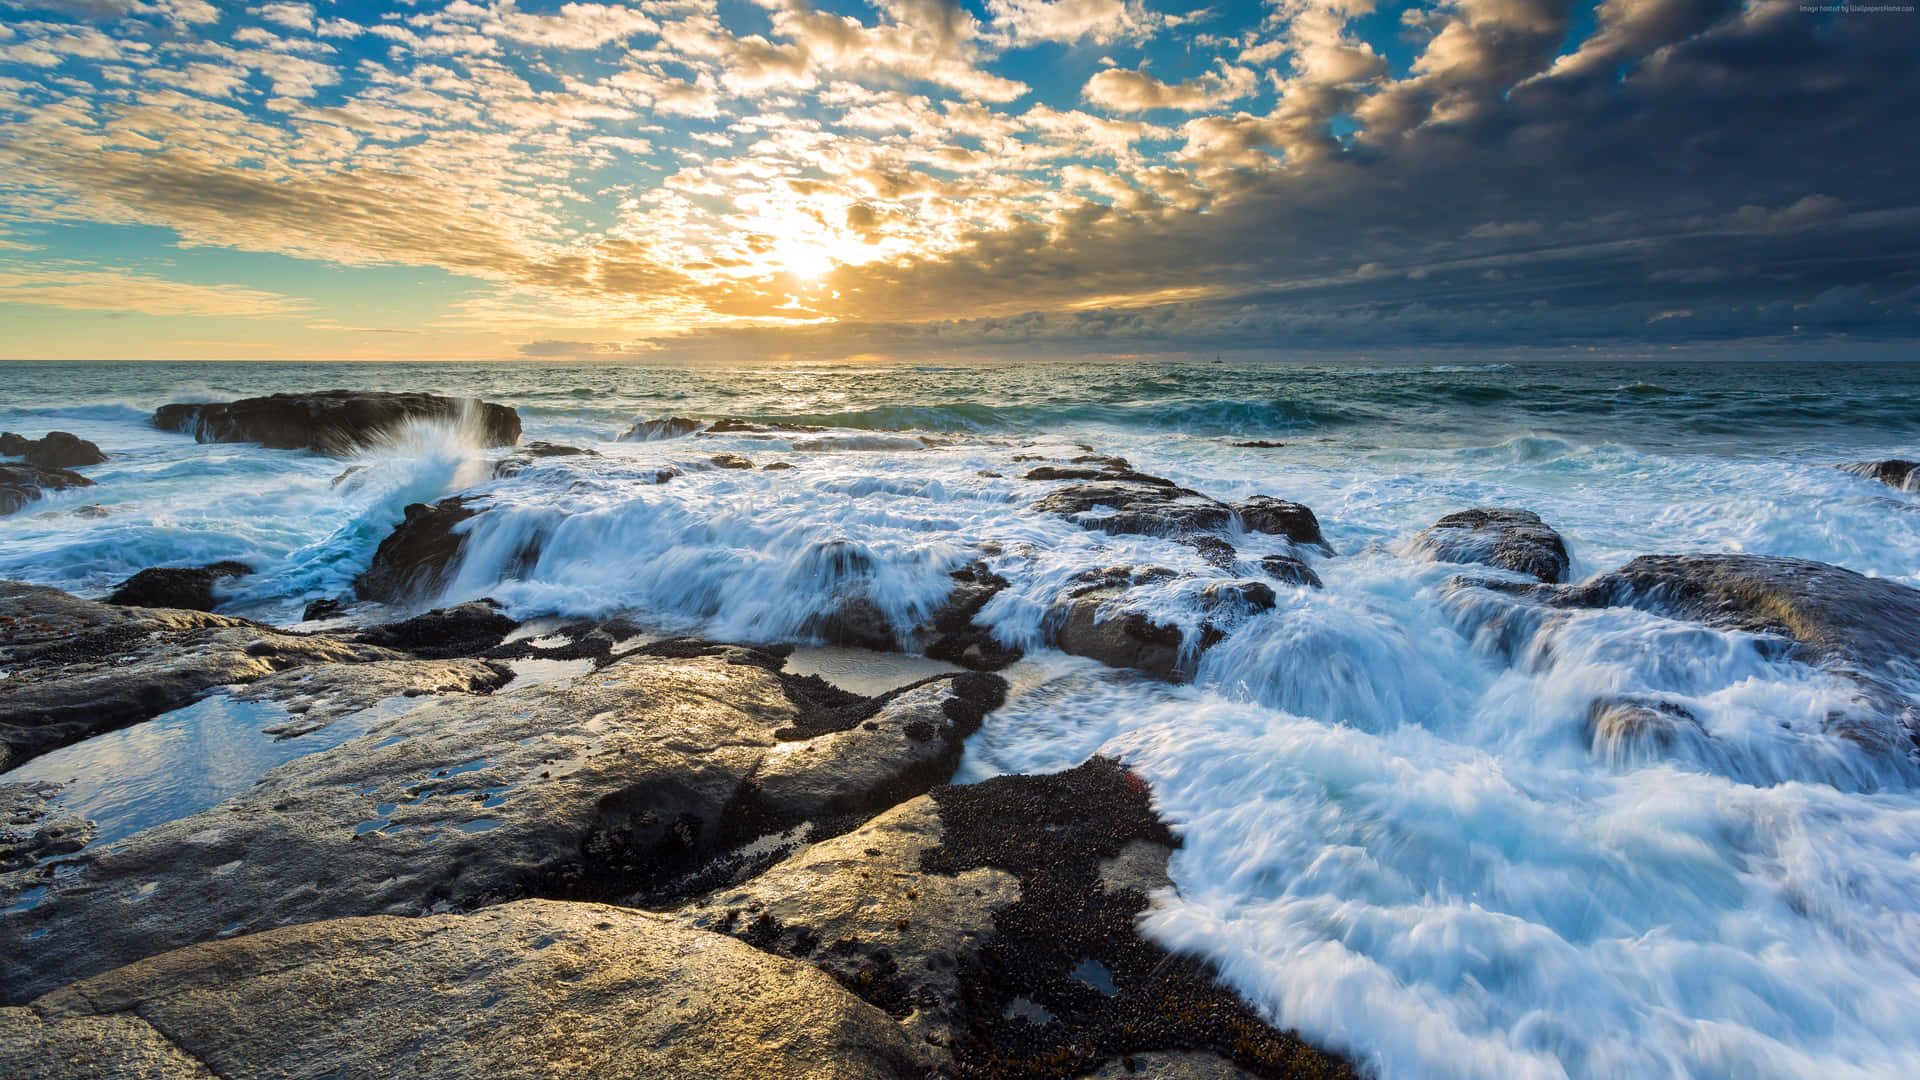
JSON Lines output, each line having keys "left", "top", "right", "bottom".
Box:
{"left": 1841, "top": 459, "right": 1918, "bottom": 492}
{"left": 154, "top": 391, "right": 521, "bottom": 454}
{"left": 352, "top": 600, "right": 520, "bottom": 658}
{"left": 1408, "top": 508, "right": 1570, "bottom": 583}
{"left": 619, "top": 416, "right": 704, "bottom": 440}
{"left": 104, "top": 561, "right": 253, "bottom": 611}
{"left": 1033, "top": 476, "right": 1235, "bottom": 539}
{"left": 1232, "top": 496, "right": 1328, "bottom": 551}
{"left": 354, "top": 496, "right": 482, "bottom": 604}
{"left": 492, "top": 441, "right": 598, "bottom": 478}
{"left": 0, "top": 431, "right": 107, "bottom": 469}
{"left": 0, "top": 463, "right": 93, "bottom": 516}
{"left": 0, "top": 900, "right": 922, "bottom": 1080}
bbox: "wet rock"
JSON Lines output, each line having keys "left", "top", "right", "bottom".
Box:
{"left": 705, "top": 418, "right": 826, "bottom": 434}
{"left": 1200, "top": 580, "right": 1278, "bottom": 615}
{"left": 1187, "top": 535, "right": 1239, "bottom": 569}
{"left": 1408, "top": 508, "right": 1570, "bottom": 583}
{"left": 0, "top": 646, "right": 1004, "bottom": 1000}
{"left": 1033, "top": 478, "right": 1234, "bottom": 539}
{"left": 683, "top": 759, "right": 1353, "bottom": 1079}
{"left": 619, "top": 416, "right": 704, "bottom": 440}
{"left": 0, "top": 431, "right": 107, "bottom": 469}
{"left": 104, "top": 561, "right": 253, "bottom": 612}
{"left": 235, "top": 657, "right": 514, "bottom": 733}
{"left": 154, "top": 391, "right": 520, "bottom": 454}
{"left": 492, "top": 441, "right": 598, "bottom": 477}
{"left": 1841, "top": 459, "right": 1918, "bottom": 492}
{"left": 354, "top": 496, "right": 481, "bottom": 604}
{"left": 303, "top": 597, "right": 347, "bottom": 621}
{"left": 763, "top": 461, "right": 795, "bottom": 470}
{"left": 710, "top": 452, "right": 756, "bottom": 470}
{"left": 922, "top": 562, "right": 1024, "bottom": 671}
{"left": 352, "top": 600, "right": 520, "bottom": 659}
{"left": 1259, "top": 554, "right": 1323, "bottom": 589}
{"left": 1048, "top": 584, "right": 1189, "bottom": 682}
{"left": 1586, "top": 697, "right": 1709, "bottom": 765}
{"left": 0, "top": 582, "right": 401, "bottom": 772}
{"left": 1230, "top": 440, "right": 1287, "bottom": 449}
{"left": 0, "top": 900, "right": 922, "bottom": 1080}
{"left": 1231, "top": 496, "right": 1328, "bottom": 551}
{"left": 0, "top": 463, "right": 94, "bottom": 517}
{"left": 1, "top": 782, "right": 95, "bottom": 874}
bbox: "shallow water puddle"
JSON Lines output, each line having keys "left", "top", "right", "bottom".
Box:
{"left": 0, "top": 692, "right": 413, "bottom": 852}
{"left": 784, "top": 645, "right": 963, "bottom": 696}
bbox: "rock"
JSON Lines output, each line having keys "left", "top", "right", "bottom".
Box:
{"left": 1033, "top": 478, "right": 1234, "bottom": 539}
{"left": 1049, "top": 583, "right": 1189, "bottom": 681}
{"left": 492, "top": 441, "right": 598, "bottom": 478}
{"left": 619, "top": 416, "right": 704, "bottom": 440}
{"left": 0, "top": 900, "right": 922, "bottom": 1080}
{"left": 154, "top": 391, "right": 520, "bottom": 454}
{"left": 354, "top": 496, "right": 481, "bottom": 604}
{"left": 0, "top": 431, "right": 107, "bottom": 469}
{"left": 679, "top": 759, "right": 1354, "bottom": 1079}
{"left": 704, "top": 418, "right": 825, "bottom": 435}
{"left": 1232, "top": 496, "right": 1329, "bottom": 551}
{"left": 0, "top": 645, "right": 1004, "bottom": 999}
{"left": 302, "top": 597, "right": 346, "bottom": 621}
{"left": 710, "top": 452, "right": 755, "bottom": 469}
{"left": 1200, "top": 580, "right": 1278, "bottom": 615}
{"left": 763, "top": 461, "right": 795, "bottom": 470}
{"left": 1188, "top": 535, "right": 1239, "bottom": 569}
{"left": 1841, "top": 459, "right": 1918, "bottom": 492}
{"left": 233, "top": 657, "right": 514, "bottom": 733}
{"left": 1, "top": 782, "right": 95, "bottom": 874}
{"left": 0, "top": 582, "right": 402, "bottom": 772}
{"left": 104, "top": 561, "right": 253, "bottom": 612}
{"left": 1230, "top": 440, "right": 1287, "bottom": 449}
{"left": 1408, "top": 508, "right": 1570, "bottom": 583}
{"left": 796, "top": 541, "right": 898, "bottom": 652}
{"left": 1586, "top": 697, "right": 1708, "bottom": 764}
{"left": 0, "top": 463, "right": 94, "bottom": 516}
{"left": 1260, "top": 554, "right": 1323, "bottom": 589}
{"left": 352, "top": 600, "right": 520, "bottom": 659}
{"left": 921, "top": 562, "right": 1023, "bottom": 671}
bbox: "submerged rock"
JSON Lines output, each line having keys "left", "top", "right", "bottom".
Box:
{"left": 619, "top": 416, "right": 704, "bottom": 440}
{"left": 1260, "top": 554, "right": 1324, "bottom": 589}
{"left": 710, "top": 452, "right": 756, "bottom": 470}
{"left": 921, "top": 561, "right": 1024, "bottom": 671}
{"left": 679, "top": 758, "right": 1354, "bottom": 1079}
{"left": 0, "top": 646, "right": 1005, "bottom": 1000}
{"left": 1232, "top": 496, "right": 1329, "bottom": 551}
{"left": 104, "top": 561, "right": 253, "bottom": 612}
{"left": 0, "top": 900, "right": 921, "bottom": 1080}
{"left": 354, "top": 496, "right": 482, "bottom": 604}
{"left": 153, "top": 390, "right": 521, "bottom": 454}
{"left": 1586, "top": 697, "right": 1709, "bottom": 765}
{"left": 1408, "top": 508, "right": 1571, "bottom": 583}
{"left": 492, "top": 441, "right": 599, "bottom": 477}
{"left": 1046, "top": 567, "right": 1277, "bottom": 681}
{"left": 1841, "top": 459, "right": 1919, "bottom": 492}
{"left": 0, "top": 431, "right": 107, "bottom": 469}
{"left": 0, "top": 463, "right": 94, "bottom": 517}
{"left": 0, "top": 582, "right": 400, "bottom": 772}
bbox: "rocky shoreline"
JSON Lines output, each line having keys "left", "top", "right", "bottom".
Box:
{"left": 5, "top": 390, "right": 1920, "bottom": 1078}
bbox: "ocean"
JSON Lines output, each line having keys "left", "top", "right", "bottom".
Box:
{"left": 5, "top": 356, "right": 1920, "bottom": 1078}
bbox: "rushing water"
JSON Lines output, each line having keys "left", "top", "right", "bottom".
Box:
{"left": 4, "top": 357, "right": 1920, "bottom": 1079}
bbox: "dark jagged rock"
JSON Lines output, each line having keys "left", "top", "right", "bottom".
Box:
{"left": 0, "top": 462, "right": 94, "bottom": 516}
{"left": 0, "top": 900, "right": 922, "bottom": 1080}
{"left": 0, "top": 582, "right": 401, "bottom": 772}
{"left": 0, "top": 647, "right": 1005, "bottom": 1000}
{"left": 492, "top": 441, "right": 599, "bottom": 477}
{"left": 1841, "top": 459, "right": 1918, "bottom": 492}
{"left": 619, "top": 416, "right": 705, "bottom": 440}
{"left": 1232, "top": 496, "right": 1328, "bottom": 551}
{"left": 154, "top": 391, "right": 521, "bottom": 454}
{"left": 1033, "top": 478, "right": 1234, "bottom": 539}
{"left": 352, "top": 599, "right": 520, "bottom": 658}
{"left": 303, "top": 597, "right": 347, "bottom": 621}
{"left": 1231, "top": 440, "right": 1288, "bottom": 448}
{"left": 1049, "top": 568, "right": 1278, "bottom": 681}
{"left": 923, "top": 562, "right": 1024, "bottom": 671}
{"left": 104, "top": 561, "right": 253, "bottom": 612}
{"left": 355, "top": 496, "right": 481, "bottom": 604}
{"left": 1260, "top": 554, "right": 1324, "bottom": 589}
{"left": 704, "top": 418, "right": 826, "bottom": 434}
{"left": 710, "top": 452, "right": 756, "bottom": 470}
{"left": 1187, "top": 535, "right": 1239, "bottom": 569}
{"left": 1408, "top": 508, "right": 1570, "bottom": 583}
{"left": 0, "top": 431, "right": 106, "bottom": 469}
{"left": 679, "top": 758, "right": 1355, "bottom": 1080}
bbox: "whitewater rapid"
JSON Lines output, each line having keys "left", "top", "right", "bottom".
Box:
{"left": 5, "top": 359, "right": 1920, "bottom": 1079}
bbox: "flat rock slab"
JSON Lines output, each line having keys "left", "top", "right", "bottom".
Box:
{"left": 0, "top": 899, "right": 920, "bottom": 1080}
{"left": 0, "top": 647, "right": 1001, "bottom": 1002}
{"left": 1408, "top": 508, "right": 1570, "bottom": 583}
{"left": 0, "top": 583, "right": 401, "bottom": 771}
{"left": 153, "top": 391, "right": 521, "bottom": 454}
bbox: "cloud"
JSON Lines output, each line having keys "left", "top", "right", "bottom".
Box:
{"left": 1083, "top": 64, "right": 1260, "bottom": 112}
{"left": 985, "top": 0, "right": 1169, "bottom": 46}
{"left": 0, "top": 265, "right": 307, "bottom": 316}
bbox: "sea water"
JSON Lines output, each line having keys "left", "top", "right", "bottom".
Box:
{"left": 4, "top": 357, "right": 1920, "bottom": 1079}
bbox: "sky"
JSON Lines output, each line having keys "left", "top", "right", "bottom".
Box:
{"left": 0, "top": 0, "right": 1915, "bottom": 362}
